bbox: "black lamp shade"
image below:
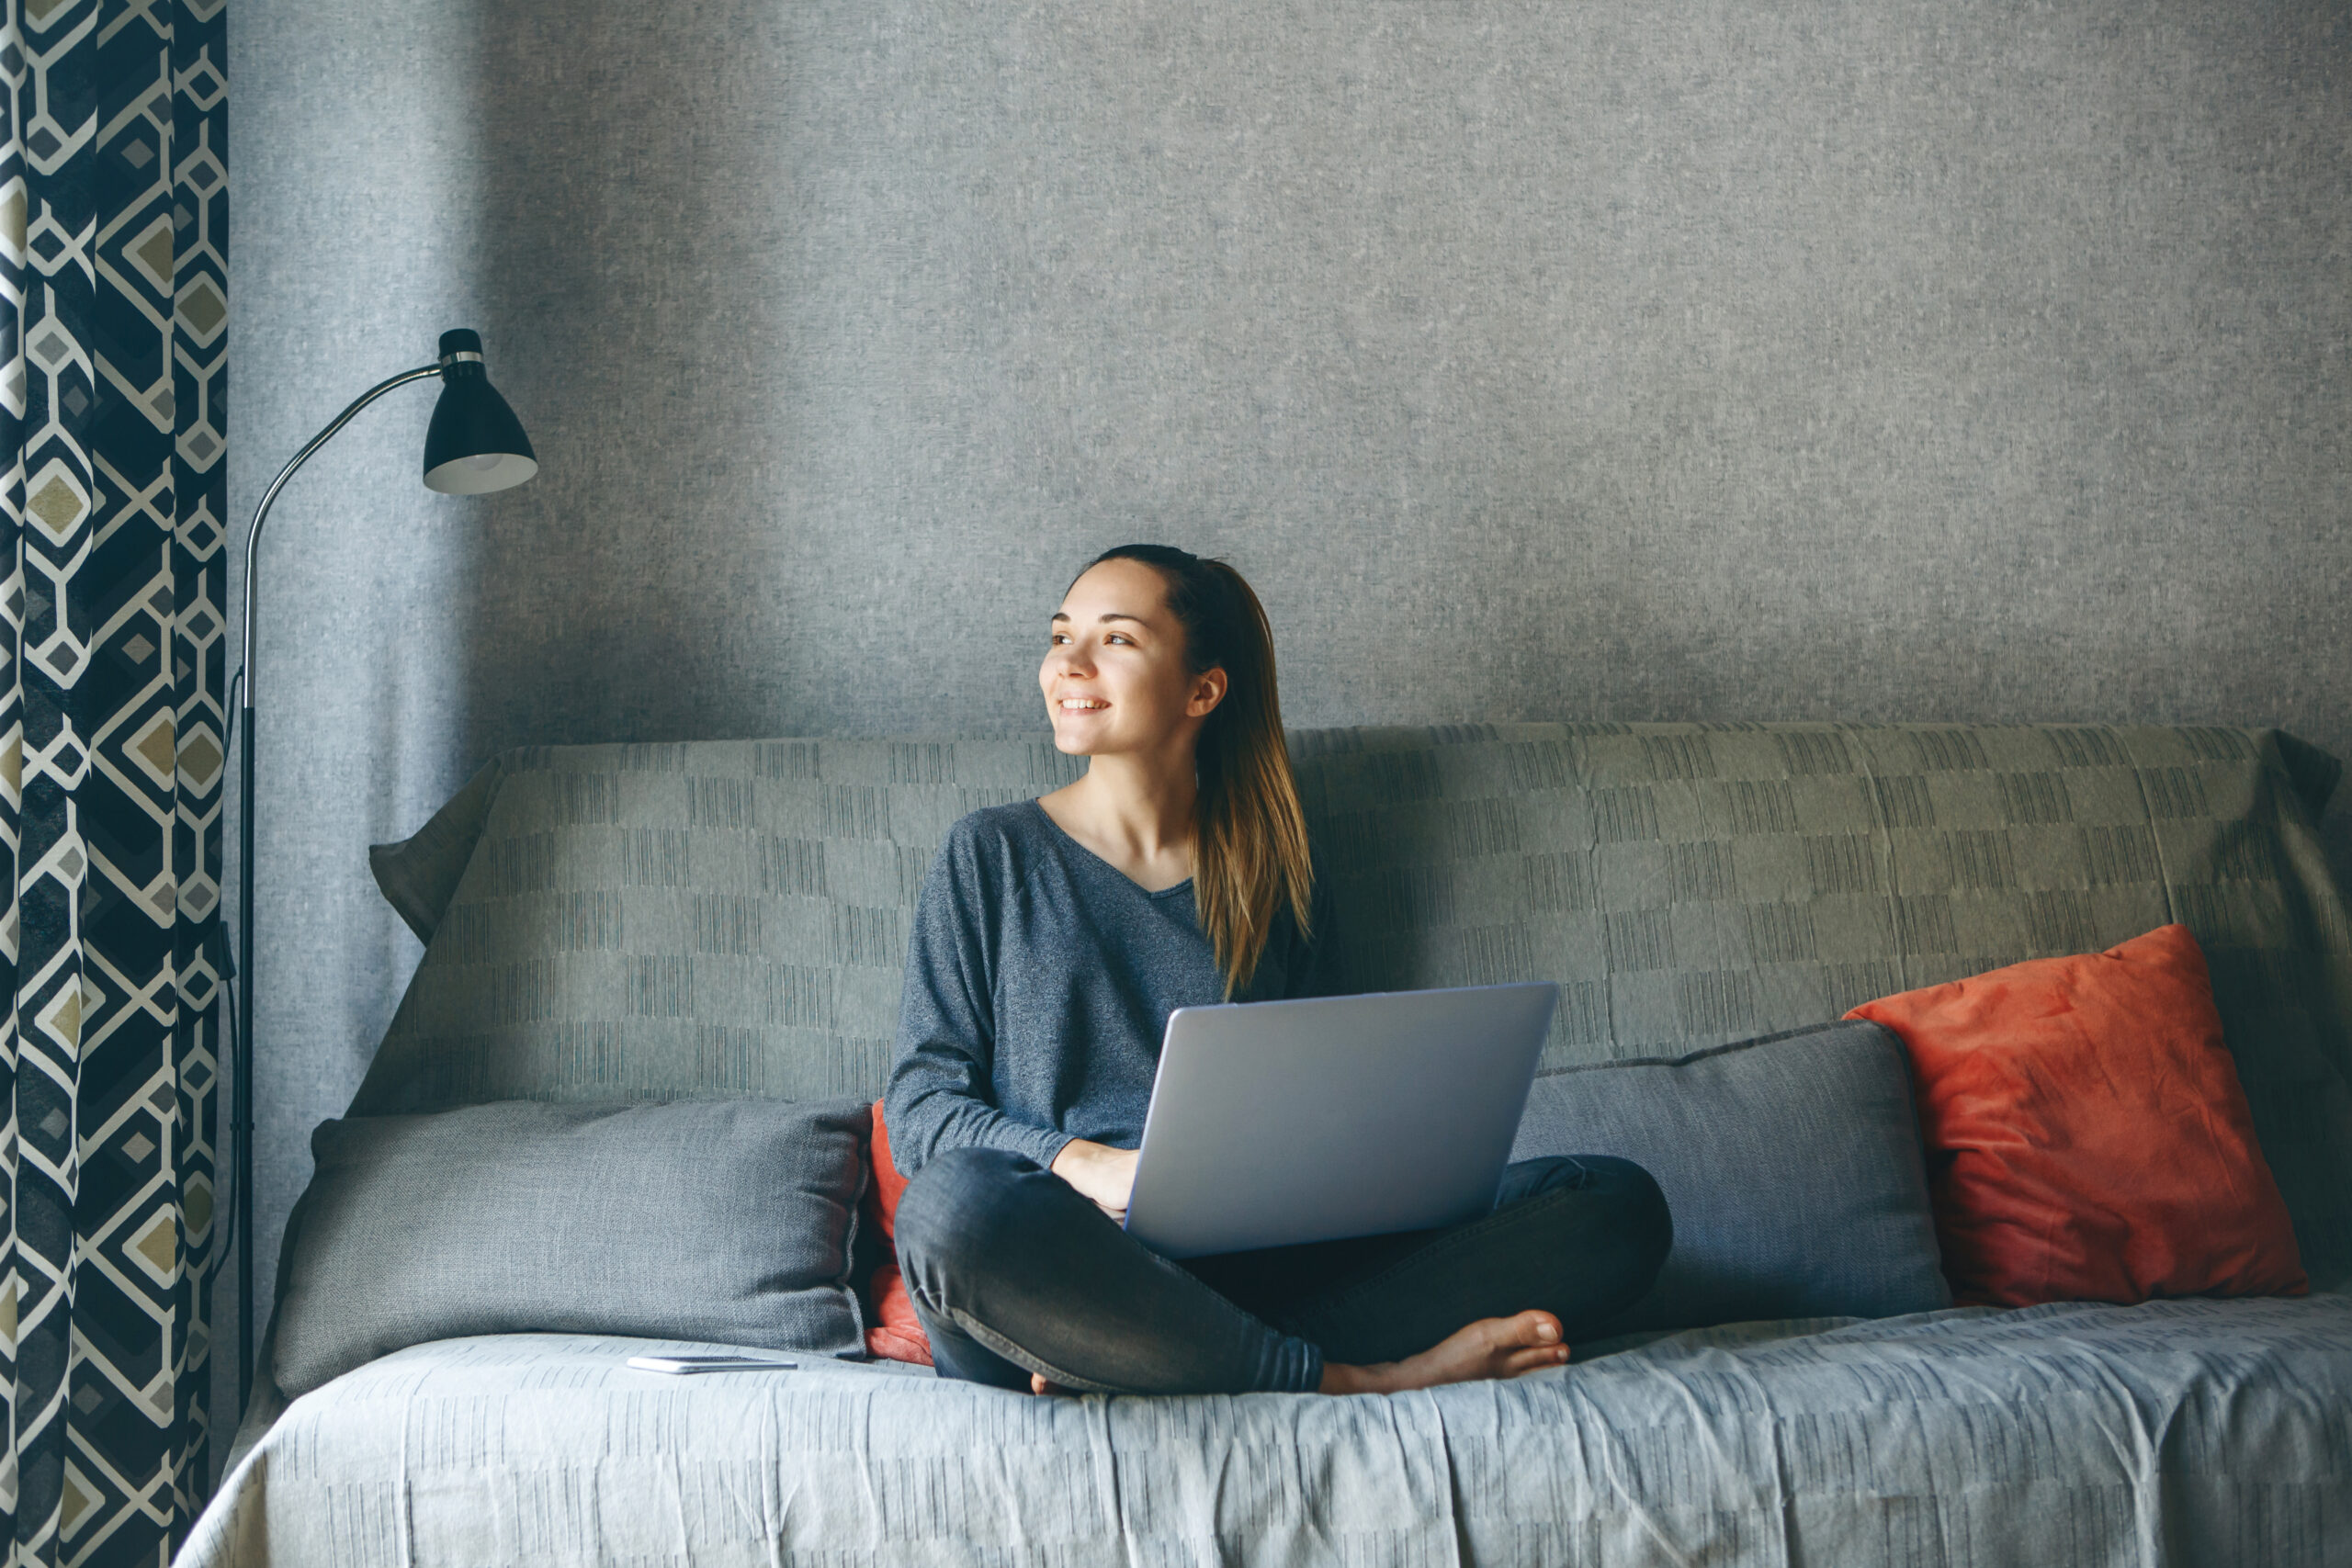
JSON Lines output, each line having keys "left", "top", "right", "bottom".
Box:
{"left": 423, "top": 330, "right": 538, "bottom": 494}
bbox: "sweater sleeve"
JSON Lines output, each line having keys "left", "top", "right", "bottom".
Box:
{"left": 882, "top": 824, "right": 1076, "bottom": 1177}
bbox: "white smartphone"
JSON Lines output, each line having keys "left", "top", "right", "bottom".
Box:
{"left": 626, "top": 1354, "right": 799, "bottom": 1375}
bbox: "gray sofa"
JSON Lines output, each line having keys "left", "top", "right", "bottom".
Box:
{"left": 180, "top": 722, "right": 2352, "bottom": 1566}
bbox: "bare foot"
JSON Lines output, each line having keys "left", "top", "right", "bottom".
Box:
{"left": 1028, "top": 1372, "right": 1074, "bottom": 1396}
{"left": 1317, "top": 1311, "right": 1568, "bottom": 1395}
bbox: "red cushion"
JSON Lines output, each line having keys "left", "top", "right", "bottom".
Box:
{"left": 1847, "top": 924, "right": 2308, "bottom": 1308}
{"left": 861, "top": 1100, "right": 933, "bottom": 1365}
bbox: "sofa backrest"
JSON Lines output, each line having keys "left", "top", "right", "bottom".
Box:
{"left": 349, "top": 723, "right": 2352, "bottom": 1281}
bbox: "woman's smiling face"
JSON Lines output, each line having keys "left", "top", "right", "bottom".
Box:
{"left": 1040, "top": 558, "right": 1227, "bottom": 756}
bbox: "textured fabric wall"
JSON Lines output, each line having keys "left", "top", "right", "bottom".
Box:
{"left": 222, "top": 0, "right": 2350, "bottom": 1468}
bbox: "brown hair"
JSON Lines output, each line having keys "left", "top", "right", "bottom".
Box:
{"left": 1075, "top": 545, "right": 1314, "bottom": 997}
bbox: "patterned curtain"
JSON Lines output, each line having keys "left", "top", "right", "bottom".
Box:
{"left": 0, "top": 0, "right": 228, "bottom": 1560}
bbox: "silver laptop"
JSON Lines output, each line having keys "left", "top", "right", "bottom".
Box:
{"left": 1122, "top": 982, "right": 1559, "bottom": 1258}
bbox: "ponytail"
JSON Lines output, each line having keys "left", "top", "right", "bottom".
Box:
{"left": 1077, "top": 544, "right": 1314, "bottom": 997}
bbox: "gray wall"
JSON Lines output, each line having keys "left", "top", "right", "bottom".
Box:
{"left": 223, "top": 0, "right": 2350, "bottom": 1469}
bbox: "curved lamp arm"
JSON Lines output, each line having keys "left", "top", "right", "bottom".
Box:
{"left": 238, "top": 364, "right": 441, "bottom": 714}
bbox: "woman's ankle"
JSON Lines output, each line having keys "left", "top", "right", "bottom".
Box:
{"left": 1317, "top": 1360, "right": 1394, "bottom": 1395}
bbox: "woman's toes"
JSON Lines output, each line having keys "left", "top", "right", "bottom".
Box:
{"left": 1486, "top": 1314, "right": 1566, "bottom": 1374}
{"left": 1501, "top": 1341, "right": 1571, "bottom": 1376}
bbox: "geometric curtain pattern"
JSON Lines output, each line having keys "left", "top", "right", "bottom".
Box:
{"left": 0, "top": 0, "right": 225, "bottom": 1560}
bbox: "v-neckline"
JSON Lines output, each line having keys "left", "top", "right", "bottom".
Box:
{"left": 1028, "top": 799, "right": 1195, "bottom": 900}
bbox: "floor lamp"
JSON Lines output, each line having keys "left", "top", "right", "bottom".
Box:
{"left": 232, "top": 329, "right": 539, "bottom": 1416}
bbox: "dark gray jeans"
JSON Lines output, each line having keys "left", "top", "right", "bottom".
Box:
{"left": 892, "top": 1145, "right": 1671, "bottom": 1394}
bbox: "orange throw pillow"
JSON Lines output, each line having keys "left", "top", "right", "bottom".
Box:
{"left": 1847, "top": 924, "right": 2307, "bottom": 1308}
{"left": 860, "top": 1100, "right": 933, "bottom": 1365}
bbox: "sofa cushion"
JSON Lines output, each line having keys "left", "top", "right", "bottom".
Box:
{"left": 1849, "top": 923, "right": 2307, "bottom": 1307}
{"left": 272, "top": 1098, "right": 872, "bottom": 1397}
{"left": 368, "top": 753, "right": 505, "bottom": 942}
{"left": 1510, "top": 1019, "right": 1951, "bottom": 1330}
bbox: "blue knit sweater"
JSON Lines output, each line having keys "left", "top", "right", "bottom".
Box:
{"left": 883, "top": 799, "right": 1340, "bottom": 1176}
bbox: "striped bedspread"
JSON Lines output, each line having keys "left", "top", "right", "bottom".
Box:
{"left": 179, "top": 1293, "right": 2352, "bottom": 1566}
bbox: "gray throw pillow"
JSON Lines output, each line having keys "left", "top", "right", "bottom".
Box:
{"left": 1511, "top": 1020, "right": 1950, "bottom": 1331}
{"left": 273, "top": 1098, "right": 871, "bottom": 1396}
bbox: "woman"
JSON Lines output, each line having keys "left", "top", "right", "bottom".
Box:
{"left": 885, "top": 544, "right": 1670, "bottom": 1396}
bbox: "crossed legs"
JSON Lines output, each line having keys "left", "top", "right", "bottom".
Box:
{"left": 892, "top": 1145, "right": 1670, "bottom": 1396}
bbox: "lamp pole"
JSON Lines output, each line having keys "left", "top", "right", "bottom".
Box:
{"left": 232, "top": 331, "right": 537, "bottom": 1416}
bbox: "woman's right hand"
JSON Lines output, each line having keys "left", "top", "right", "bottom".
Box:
{"left": 1050, "top": 1138, "right": 1141, "bottom": 1223}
